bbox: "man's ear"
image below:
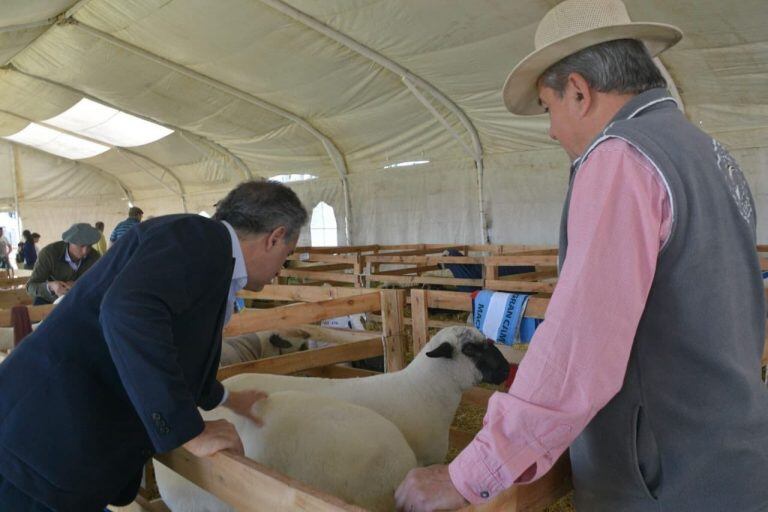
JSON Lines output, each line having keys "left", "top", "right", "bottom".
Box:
{"left": 266, "top": 226, "right": 287, "bottom": 251}
{"left": 567, "top": 72, "right": 592, "bottom": 117}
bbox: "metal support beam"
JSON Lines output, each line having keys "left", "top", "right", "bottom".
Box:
{"left": 6, "top": 139, "right": 134, "bottom": 211}
{"left": 258, "top": 0, "right": 486, "bottom": 241}
{"left": 8, "top": 144, "right": 22, "bottom": 237}
{"left": 69, "top": 19, "right": 351, "bottom": 237}
{"left": 0, "top": 19, "right": 55, "bottom": 35}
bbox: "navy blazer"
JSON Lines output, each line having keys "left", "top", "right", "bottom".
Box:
{"left": 0, "top": 215, "right": 233, "bottom": 511}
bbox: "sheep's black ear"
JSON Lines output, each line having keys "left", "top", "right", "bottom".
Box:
{"left": 269, "top": 334, "right": 294, "bottom": 349}
{"left": 426, "top": 342, "right": 454, "bottom": 359}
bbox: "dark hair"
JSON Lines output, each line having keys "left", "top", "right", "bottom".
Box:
{"left": 538, "top": 39, "right": 666, "bottom": 98}
{"left": 32, "top": 233, "right": 40, "bottom": 240}
{"left": 95, "top": 221, "right": 105, "bottom": 231}
{"left": 22, "top": 231, "right": 33, "bottom": 243}
{"left": 128, "top": 207, "right": 143, "bottom": 219}
{"left": 213, "top": 180, "right": 308, "bottom": 239}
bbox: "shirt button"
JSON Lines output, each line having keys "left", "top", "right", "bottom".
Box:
{"left": 480, "top": 491, "right": 490, "bottom": 499}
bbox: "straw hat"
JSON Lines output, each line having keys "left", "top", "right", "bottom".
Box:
{"left": 502, "top": 0, "right": 682, "bottom": 115}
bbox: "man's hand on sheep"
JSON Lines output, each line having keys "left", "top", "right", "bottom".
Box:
{"left": 223, "top": 389, "right": 268, "bottom": 426}
{"left": 182, "top": 419, "right": 245, "bottom": 457}
{"left": 395, "top": 464, "right": 469, "bottom": 512}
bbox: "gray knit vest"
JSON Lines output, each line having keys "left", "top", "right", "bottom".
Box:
{"left": 559, "top": 89, "right": 768, "bottom": 511}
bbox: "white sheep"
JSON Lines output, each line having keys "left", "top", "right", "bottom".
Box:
{"left": 155, "top": 327, "right": 508, "bottom": 511}
{"left": 219, "top": 328, "right": 310, "bottom": 366}
{"left": 156, "top": 391, "right": 417, "bottom": 512}
{"left": 221, "top": 325, "right": 509, "bottom": 465}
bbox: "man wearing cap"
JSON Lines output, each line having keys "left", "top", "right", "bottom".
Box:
{"left": 26, "top": 223, "right": 102, "bottom": 305}
{"left": 396, "top": 1, "right": 768, "bottom": 511}
{"left": 109, "top": 206, "right": 143, "bottom": 246}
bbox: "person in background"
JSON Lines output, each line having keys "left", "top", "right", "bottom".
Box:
{"left": 93, "top": 221, "right": 108, "bottom": 255}
{"left": 32, "top": 233, "right": 40, "bottom": 257}
{"left": 21, "top": 230, "right": 36, "bottom": 270}
{"left": 26, "top": 223, "right": 101, "bottom": 305}
{"left": 0, "top": 227, "right": 11, "bottom": 270}
{"left": 109, "top": 206, "right": 143, "bottom": 247}
{"left": 15, "top": 241, "right": 24, "bottom": 268}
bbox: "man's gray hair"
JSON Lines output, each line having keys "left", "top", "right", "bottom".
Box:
{"left": 213, "top": 180, "right": 308, "bottom": 240}
{"left": 538, "top": 39, "right": 667, "bottom": 97}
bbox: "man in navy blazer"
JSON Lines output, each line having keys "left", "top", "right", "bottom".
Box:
{"left": 0, "top": 181, "right": 308, "bottom": 511}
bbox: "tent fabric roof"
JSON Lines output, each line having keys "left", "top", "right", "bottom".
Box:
{"left": 0, "top": 0, "right": 766, "bottom": 243}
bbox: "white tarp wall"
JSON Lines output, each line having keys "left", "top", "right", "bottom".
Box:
{"left": 0, "top": 0, "right": 765, "bottom": 246}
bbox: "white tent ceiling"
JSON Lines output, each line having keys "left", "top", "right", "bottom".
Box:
{"left": 0, "top": 0, "right": 766, "bottom": 245}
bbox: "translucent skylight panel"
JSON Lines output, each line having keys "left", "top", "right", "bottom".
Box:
{"left": 384, "top": 160, "right": 430, "bottom": 169}
{"left": 4, "top": 123, "right": 110, "bottom": 160}
{"left": 45, "top": 98, "right": 173, "bottom": 147}
{"left": 269, "top": 174, "right": 317, "bottom": 183}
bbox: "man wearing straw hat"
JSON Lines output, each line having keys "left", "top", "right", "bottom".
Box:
{"left": 397, "top": 1, "right": 768, "bottom": 511}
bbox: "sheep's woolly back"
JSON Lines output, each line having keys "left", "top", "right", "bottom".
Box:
{"left": 155, "top": 391, "right": 416, "bottom": 512}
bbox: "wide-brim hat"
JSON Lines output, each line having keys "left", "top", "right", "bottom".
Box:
{"left": 503, "top": 0, "right": 683, "bottom": 115}
{"left": 62, "top": 223, "right": 101, "bottom": 246}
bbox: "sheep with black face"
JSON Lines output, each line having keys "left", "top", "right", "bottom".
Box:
{"left": 155, "top": 326, "right": 508, "bottom": 511}
{"left": 219, "top": 328, "right": 310, "bottom": 366}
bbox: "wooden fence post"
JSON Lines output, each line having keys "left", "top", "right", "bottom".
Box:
{"left": 380, "top": 289, "right": 406, "bottom": 371}
{"left": 411, "top": 289, "right": 429, "bottom": 356}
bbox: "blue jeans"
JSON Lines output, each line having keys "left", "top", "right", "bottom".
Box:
{"left": 0, "top": 474, "right": 53, "bottom": 511}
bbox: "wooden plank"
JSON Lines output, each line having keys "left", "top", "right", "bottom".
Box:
{"left": 133, "top": 496, "right": 171, "bottom": 512}
{"left": 485, "top": 280, "right": 556, "bottom": 294}
{"left": 498, "top": 270, "right": 558, "bottom": 281}
{"left": 485, "top": 255, "right": 558, "bottom": 266}
{"left": 526, "top": 298, "right": 549, "bottom": 319}
{"left": 411, "top": 289, "right": 430, "bottom": 355}
{"left": 366, "top": 255, "right": 485, "bottom": 264}
{"left": 763, "top": 320, "right": 768, "bottom": 366}
{"left": 238, "top": 285, "right": 369, "bottom": 303}
{"left": 365, "top": 245, "right": 463, "bottom": 258}
{"left": 286, "top": 253, "right": 359, "bottom": 263}
{"left": 291, "top": 244, "right": 380, "bottom": 255}
{"left": 463, "top": 454, "right": 572, "bottom": 512}
{"left": 0, "top": 304, "right": 54, "bottom": 327}
{"left": 217, "top": 338, "right": 383, "bottom": 380}
{"left": 424, "top": 290, "right": 473, "bottom": 311}
{"left": 155, "top": 450, "right": 362, "bottom": 512}
{"left": 0, "top": 276, "right": 28, "bottom": 288}
{"left": 224, "top": 293, "right": 381, "bottom": 336}
{"left": 0, "top": 288, "right": 32, "bottom": 308}
{"left": 380, "top": 289, "right": 406, "bottom": 372}
{"left": 279, "top": 269, "right": 359, "bottom": 283}
{"left": 287, "top": 263, "right": 355, "bottom": 272}
{"left": 369, "top": 274, "right": 483, "bottom": 287}
{"left": 373, "top": 265, "right": 441, "bottom": 276}
{"left": 504, "top": 248, "right": 559, "bottom": 257}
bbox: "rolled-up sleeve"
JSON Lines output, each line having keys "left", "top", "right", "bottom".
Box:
{"left": 449, "top": 139, "right": 671, "bottom": 502}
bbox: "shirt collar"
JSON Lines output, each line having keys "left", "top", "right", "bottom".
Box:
{"left": 63, "top": 244, "right": 80, "bottom": 268}
{"left": 221, "top": 220, "right": 248, "bottom": 290}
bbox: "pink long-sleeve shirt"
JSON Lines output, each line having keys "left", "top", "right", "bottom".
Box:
{"left": 449, "top": 138, "right": 672, "bottom": 502}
